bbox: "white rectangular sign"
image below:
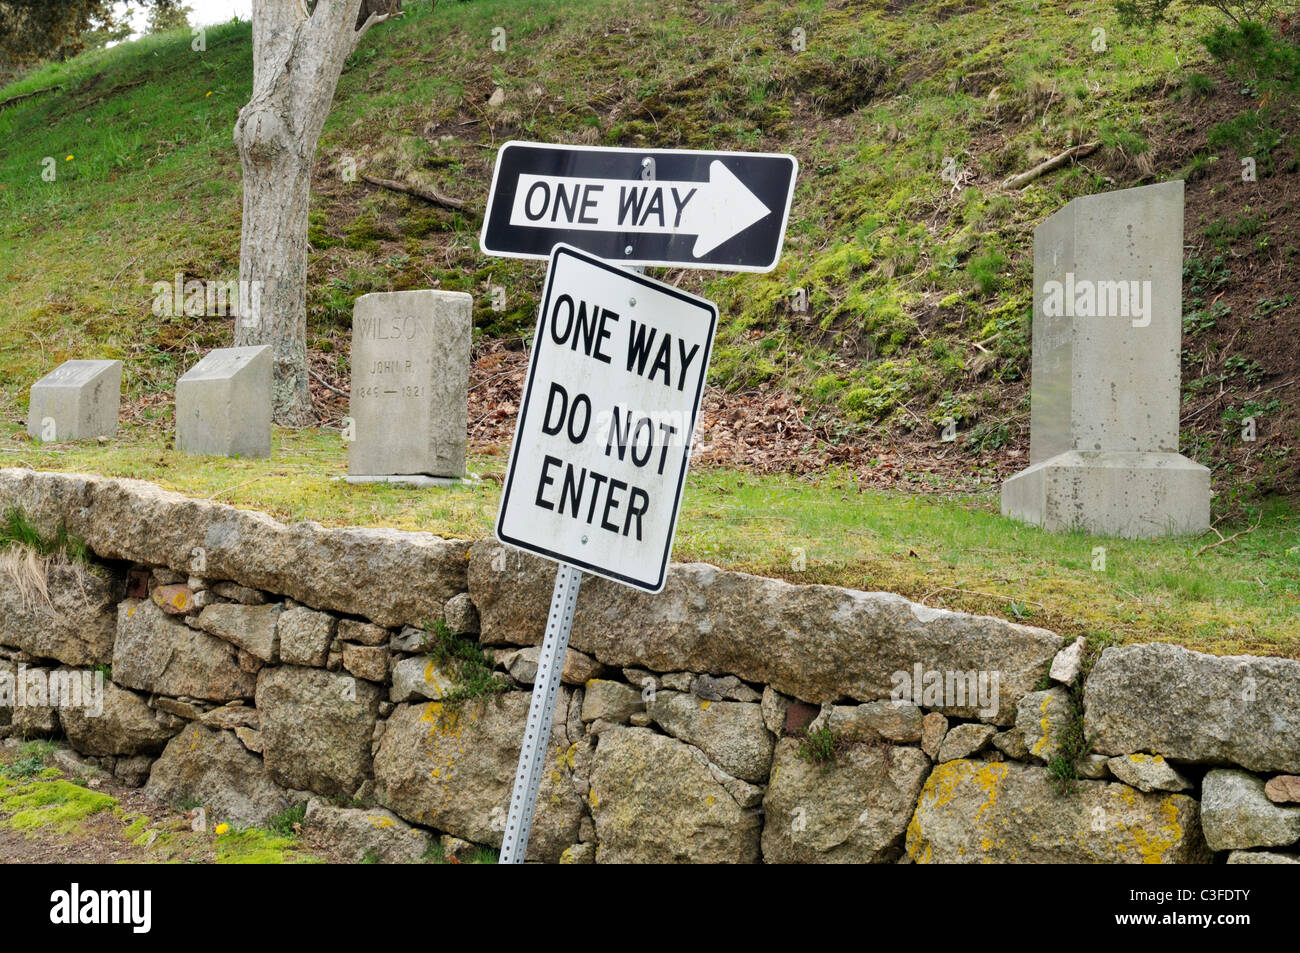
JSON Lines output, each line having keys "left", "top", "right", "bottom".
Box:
{"left": 495, "top": 244, "right": 717, "bottom": 592}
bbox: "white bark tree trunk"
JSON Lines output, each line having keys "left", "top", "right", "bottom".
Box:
{"left": 233, "top": 0, "right": 390, "bottom": 426}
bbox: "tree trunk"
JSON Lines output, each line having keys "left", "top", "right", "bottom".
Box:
{"left": 234, "top": 112, "right": 314, "bottom": 426}
{"left": 233, "top": 0, "right": 391, "bottom": 427}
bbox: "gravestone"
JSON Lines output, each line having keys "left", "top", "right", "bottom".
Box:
{"left": 26, "top": 359, "right": 122, "bottom": 441}
{"left": 1001, "top": 180, "right": 1210, "bottom": 537}
{"left": 347, "top": 290, "right": 471, "bottom": 486}
{"left": 175, "top": 345, "right": 272, "bottom": 459}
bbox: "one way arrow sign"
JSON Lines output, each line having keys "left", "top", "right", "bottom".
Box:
{"left": 481, "top": 141, "right": 798, "bottom": 272}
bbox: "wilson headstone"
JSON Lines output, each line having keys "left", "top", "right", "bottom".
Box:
{"left": 1001, "top": 180, "right": 1209, "bottom": 537}
{"left": 27, "top": 359, "right": 122, "bottom": 441}
{"left": 347, "top": 290, "right": 472, "bottom": 485}
{"left": 175, "top": 345, "right": 272, "bottom": 459}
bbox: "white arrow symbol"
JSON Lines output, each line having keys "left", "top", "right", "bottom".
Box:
{"left": 679, "top": 160, "right": 772, "bottom": 256}
{"left": 508, "top": 161, "right": 772, "bottom": 257}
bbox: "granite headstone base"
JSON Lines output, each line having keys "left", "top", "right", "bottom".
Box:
{"left": 344, "top": 474, "right": 479, "bottom": 488}
{"left": 1001, "top": 450, "right": 1210, "bottom": 538}
{"left": 347, "top": 289, "right": 471, "bottom": 482}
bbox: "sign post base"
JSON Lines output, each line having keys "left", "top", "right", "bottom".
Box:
{"left": 498, "top": 562, "right": 583, "bottom": 863}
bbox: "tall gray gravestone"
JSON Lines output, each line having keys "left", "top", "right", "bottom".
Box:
{"left": 1001, "top": 180, "right": 1209, "bottom": 537}
{"left": 27, "top": 359, "right": 122, "bottom": 441}
{"left": 175, "top": 345, "right": 272, "bottom": 459}
{"left": 347, "top": 289, "right": 471, "bottom": 486}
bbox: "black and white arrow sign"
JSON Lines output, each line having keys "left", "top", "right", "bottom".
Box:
{"left": 481, "top": 142, "right": 798, "bottom": 272}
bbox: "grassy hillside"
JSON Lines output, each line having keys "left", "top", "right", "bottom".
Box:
{"left": 2, "top": 0, "right": 1296, "bottom": 500}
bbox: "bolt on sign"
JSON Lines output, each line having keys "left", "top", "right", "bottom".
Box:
{"left": 496, "top": 244, "right": 717, "bottom": 593}
{"left": 480, "top": 141, "right": 798, "bottom": 272}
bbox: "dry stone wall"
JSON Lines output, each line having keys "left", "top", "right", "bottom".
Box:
{"left": 0, "top": 467, "right": 1297, "bottom": 864}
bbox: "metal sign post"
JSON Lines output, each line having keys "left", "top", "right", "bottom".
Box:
{"left": 498, "top": 563, "right": 581, "bottom": 863}
{"left": 487, "top": 143, "right": 794, "bottom": 864}
{"left": 494, "top": 245, "right": 715, "bottom": 863}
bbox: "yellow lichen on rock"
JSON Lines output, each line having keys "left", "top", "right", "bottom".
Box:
{"left": 420, "top": 700, "right": 466, "bottom": 739}
{"left": 907, "top": 760, "right": 1013, "bottom": 862}
{"left": 1030, "top": 694, "right": 1054, "bottom": 759}
{"left": 1123, "top": 796, "right": 1187, "bottom": 864}
{"left": 905, "top": 809, "right": 934, "bottom": 865}
{"left": 557, "top": 742, "right": 577, "bottom": 771}
{"left": 1126, "top": 753, "right": 1165, "bottom": 767}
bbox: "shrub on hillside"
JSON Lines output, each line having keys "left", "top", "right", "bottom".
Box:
{"left": 1115, "top": 2, "right": 1298, "bottom": 174}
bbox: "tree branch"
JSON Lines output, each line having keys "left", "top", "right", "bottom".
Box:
{"left": 354, "top": 12, "right": 392, "bottom": 42}
{"left": 362, "top": 173, "right": 467, "bottom": 210}
{"left": 1194, "top": 513, "right": 1262, "bottom": 557}
{"left": 0, "top": 86, "right": 62, "bottom": 112}
{"left": 309, "top": 366, "right": 350, "bottom": 397}
{"left": 1000, "top": 141, "right": 1101, "bottom": 190}
{"left": 350, "top": 3, "right": 403, "bottom": 55}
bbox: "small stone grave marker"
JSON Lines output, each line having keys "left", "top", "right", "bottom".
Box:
{"left": 27, "top": 359, "right": 122, "bottom": 442}
{"left": 175, "top": 345, "right": 272, "bottom": 459}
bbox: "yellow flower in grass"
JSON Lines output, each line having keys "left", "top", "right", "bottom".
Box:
{"left": 215, "top": 823, "right": 230, "bottom": 835}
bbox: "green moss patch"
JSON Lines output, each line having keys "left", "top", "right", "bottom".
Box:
{"left": 0, "top": 778, "right": 118, "bottom": 834}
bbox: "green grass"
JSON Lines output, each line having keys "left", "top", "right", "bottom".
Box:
{"left": 0, "top": 745, "right": 323, "bottom": 862}
{"left": 423, "top": 839, "right": 499, "bottom": 864}
{"left": 0, "top": 742, "right": 61, "bottom": 782}
{"left": 1, "top": 756, "right": 46, "bottom": 780}
{"left": 267, "top": 803, "right": 307, "bottom": 838}
{"left": 419, "top": 619, "right": 510, "bottom": 706}
{"left": 214, "top": 825, "right": 317, "bottom": 864}
{"left": 0, "top": 505, "right": 89, "bottom": 561}
{"left": 797, "top": 725, "right": 847, "bottom": 772}
{"left": 0, "top": 0, "right": 1218, "bottom": 440}
{"left": 0, "top": 21, "right": 250, "bottom": 421}
{"left": 4, "top": 425, "right": 1297, "bottom": 657}
{"left": 1044, "top": 679, "right": 1094, "bottom": 794}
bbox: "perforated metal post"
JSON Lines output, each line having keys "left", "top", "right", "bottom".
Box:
{"left": 498, "top": 562, "right": 582, "bottom": 863}
{"left": 499, "top": 220, "right": 652, "bottom": 864}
